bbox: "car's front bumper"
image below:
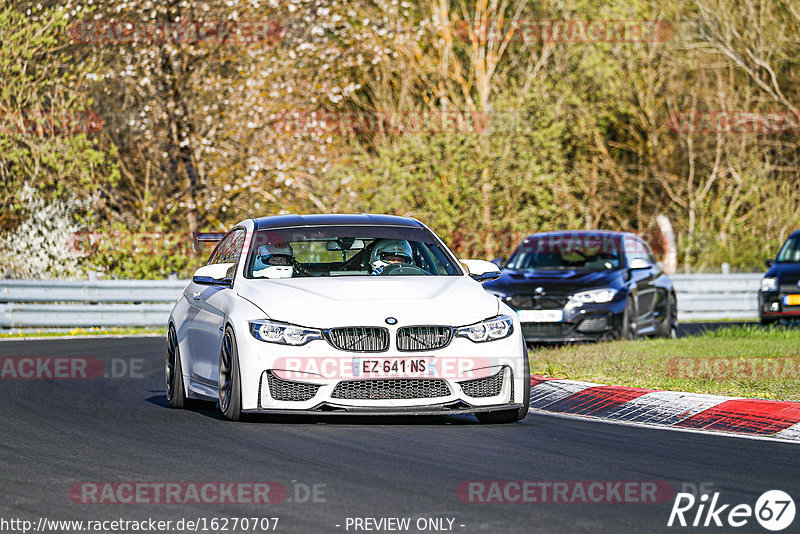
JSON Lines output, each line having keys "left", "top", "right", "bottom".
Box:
{"left": 234, "top": 321, "right": 529, "bottom": 412}
{"left": 514, "top": 300, "right": 625, "bottom": 343}
{"left": 759, "top": 290, "right": 800, "bottom": 320}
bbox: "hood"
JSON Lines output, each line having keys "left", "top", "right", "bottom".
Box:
{"left": 484, "top": 268, "right": 624, "bottom": 295}
{"left": 237, "top": 276, "right": 499, "bottom": 327}
{"left": 766, "top": 263, "right": 800, "bottom": 284}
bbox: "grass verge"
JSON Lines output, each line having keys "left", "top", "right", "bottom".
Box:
{"left": 0, "top": 327, "right": 167, "bottom": 339}
{"left": 530, "top": 326, "right": 800, "bottom": 401}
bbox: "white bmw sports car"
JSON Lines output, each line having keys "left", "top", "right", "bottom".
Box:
{"left": 166, "top": 214, "right": 530, "bottom": 423}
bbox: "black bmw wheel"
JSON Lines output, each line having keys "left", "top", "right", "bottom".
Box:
{"left": 166, "top": 326, "right": 190, "bottom": 408}
{"left": 619, "top": 297, "right": 638, "bottom": 340}
{"left": 655, "top": 293, "right": 678, "bottom": 338}
{"left": 219, "top": 326, "right": 243, "bottom": 421}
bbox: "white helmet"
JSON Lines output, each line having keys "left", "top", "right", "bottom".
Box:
{"left": 253, "top": 242, "right": 294, "bottom": 278}
{"left": 370, "top": 239, "right": 413, "bottom": 274}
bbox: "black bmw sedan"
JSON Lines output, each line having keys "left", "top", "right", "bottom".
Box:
{"left": 483, "top": 230, "right": 678, "bottom": 343}
{"left": 759, "top": 229, "right": 800, "bottom": 325}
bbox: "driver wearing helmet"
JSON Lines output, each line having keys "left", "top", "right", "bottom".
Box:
{"left": 253, "top": 242, "right": 294, "bottom": 278}
{"left": 369, "top": 239, "right": 414, "bottom": 275}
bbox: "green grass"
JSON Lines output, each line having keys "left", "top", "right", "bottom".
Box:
{"left": 0, "top": 327, "right": 167, "bottom": 339}
{"left": 529, "top": 326, "right": 800, "bottom": 401}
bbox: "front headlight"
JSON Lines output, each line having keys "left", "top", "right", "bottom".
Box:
{"left": 568, "top": 288, "right": 617, "bottom": 307}
{"left": 456, "top": 315, "right": 513, "bottom": 343}
{"left": 249, "top": 320, "right": 323, "bottom": 345}
{"left": 761, "top": 277, "right": 778, "bottom": 292}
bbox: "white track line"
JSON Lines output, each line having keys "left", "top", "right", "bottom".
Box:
{"left": 604, "top": 391, "right": 738, "bottom": 426}
{"left": 529, "top": 380, "right": 600, "bottom": 409}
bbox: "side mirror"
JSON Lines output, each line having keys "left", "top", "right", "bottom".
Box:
{"left": 460, "top": 259, "right": 501, "bottom": 282}
{"left": 193, "top": 262, "right": 235, "bottom": 287}
{"left": 491, "top": 257, "right": 505, "bottom": 268}
{"left": 628, "top": 258, "right": 652, "bottom": 270}
{"left": 765, "top": 259, "right": 773, "bottom": 268}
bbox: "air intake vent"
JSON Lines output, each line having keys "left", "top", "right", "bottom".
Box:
{"left": 459, "top": 370, "right": 503, "bottom": 398}
{"left": 396, "top": 326, "right": 453, "bottom": 351}
{"left": 331, "top": 379, "right": 450, "bottom": 400}
{"left": 266, "top": 371, "right": 320, "bottom": 401}
{"left": 326, "top": 327, "right": 389, "bottom": 352}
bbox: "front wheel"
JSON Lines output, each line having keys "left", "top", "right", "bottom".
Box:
{"left": 617, "top": 298, "right": 638, "bottom": 340}
{"left": 219, "top": 326, "right": 243, "bottom": 421}
{"left": 166, "top": 325, "right": 193, "bottom": 408}
{"left": 655, "top": 294, "right": 678, "bottom": 338}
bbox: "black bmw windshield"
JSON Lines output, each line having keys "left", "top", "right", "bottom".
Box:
{"left": 506, "top": 235, "right": 622, "bottom": 272}
{"left": 244, "top": 225, "right": 462, "bottom": 278}
{"left": 776, "top": 236, "right": 800, "bottom": 262}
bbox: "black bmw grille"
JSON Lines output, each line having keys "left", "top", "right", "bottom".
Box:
{"left": 266, "top": 371, "right": 319, "bottom": 402}
{"left": 459, "top": 370, "right": 503, "bottom": 398}
{"left": 326, "top": 327, "right": 389, "bottom": 352}
{"left": 331, "top": 379, "right": 450, "bottom": 400}
{"left": 510, "top": 294, "right": 569, "bottom": 309}
{"left": 396, "top": 326, "right": 453, "bottom": 351}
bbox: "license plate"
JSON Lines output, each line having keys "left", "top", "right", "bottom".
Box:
{"left": 784, "top": 294, "right": 800, "bottom": 306}
{"left": 518, "top": 309, "right": 563, "bottom": 323}
{"left": 357, "top": 358, "right": 428, "bottom": 375}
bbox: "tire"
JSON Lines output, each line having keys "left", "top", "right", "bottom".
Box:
{"left": 166, "top": 325, "right": 192, "bottom": 409}
{"left": 760, "top": 316, "right": 777, "bottom": 326}
{"left": 618, "top": 297, "right": 638, "bottom": 340}
{"left": 476, "top": 345, "right": 530, "bottom": 424}
{"left": 655, "top": 293, "right": 678, "bottom": 338}
{"left": 219, "top": 326, "right": 243, "bottom": 421}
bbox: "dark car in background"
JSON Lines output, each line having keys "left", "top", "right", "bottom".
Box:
{"left": 759, "top": 230, "right": 800, "bottom": 325}
{"left": 483, "top": 231, "right": 677, "bottom": 343}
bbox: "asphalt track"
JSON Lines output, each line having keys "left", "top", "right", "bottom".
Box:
{"left": 1, "top": 337, "right": 798, "bottom": 534}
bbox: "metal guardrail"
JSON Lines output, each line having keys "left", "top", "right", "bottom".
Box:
{"left": 0, "top": 274, "right": 763, "bottom": 329}
{"left": 0, "top": 280, "right": 186, "bottom": 329}
{"left": 671, "top": 273, "right": 761, "bottom": 321}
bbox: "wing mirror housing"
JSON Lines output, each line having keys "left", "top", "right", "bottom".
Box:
{"left": 766, "top": 259, "right": 773, "bottom": 268}
{"left": 460, "top": 259, "right": 502, "bottom": 282}
{"left": 193, "top": 262, "right": 235, "bottom": 287}
{"left": 628, "top": 258, "right": 653, "bottom": 270}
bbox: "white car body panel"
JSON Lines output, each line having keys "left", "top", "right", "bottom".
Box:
{"left": 169, "top": 216, "right": 529, "bottom": 416}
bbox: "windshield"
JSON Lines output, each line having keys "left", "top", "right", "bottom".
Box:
{"left": 505, "top": 235, "right": 622, "bottom": 272}
{"left": 244, "top": 225, "right": 462, "bottom": 278}
{"left": 776, "top": 236, "right": 800, "bottom": 262}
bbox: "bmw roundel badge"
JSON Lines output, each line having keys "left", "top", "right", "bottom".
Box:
{"left": 385, "top": 317, "right": 398, "bottom": 325}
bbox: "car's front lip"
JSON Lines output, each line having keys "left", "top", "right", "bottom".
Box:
{"left": 242, "top": 401, "right": 525, "bottom": 416}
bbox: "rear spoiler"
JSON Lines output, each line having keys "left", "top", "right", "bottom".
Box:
{"left": 192, "top": 231, "right": 226, "bottom": 253}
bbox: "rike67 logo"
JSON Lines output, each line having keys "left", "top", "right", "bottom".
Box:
{"left": 668, "top": 488, "right": 795, "bottom": 531}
